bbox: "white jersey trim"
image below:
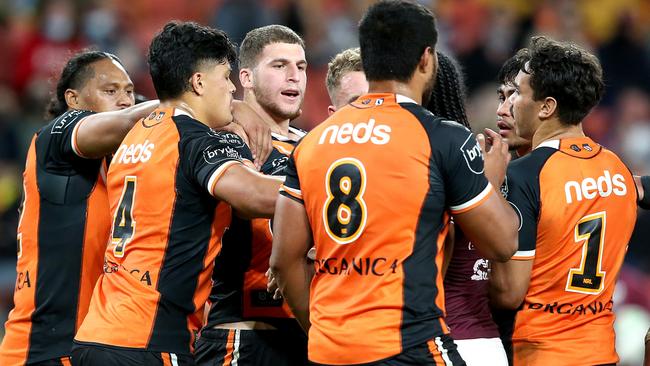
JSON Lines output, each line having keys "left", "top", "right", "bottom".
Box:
{"left": 450, "top": 182, "right": 492, "bottom": 213}
{"left": 536, "top": 139, "right": 560, "bottom": 150}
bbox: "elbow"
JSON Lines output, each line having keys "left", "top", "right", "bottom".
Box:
{"left": 492, "top": 291, "right": 525, "bottom": 310}
{"left": 482, "top": 234, "right": 517, "bottom": 263}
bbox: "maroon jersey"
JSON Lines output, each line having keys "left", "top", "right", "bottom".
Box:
{"left": 444, "top": 228, "right": 500, "bottom": 340}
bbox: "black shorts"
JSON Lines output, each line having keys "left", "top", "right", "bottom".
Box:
{"left": 30, "top": 356, "right": 72, "bottom": 365}
{"left": 310, "top": 334, "right": 465, "bottom": 366}
{"left": 195, "top": 328, "right": 308, "bottom": 366}
{"left": 71, "top": 342, "right": 195, "bottom": 366}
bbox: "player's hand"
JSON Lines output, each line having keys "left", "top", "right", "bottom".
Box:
{"left": 232, "top": 100, "right": 273, "bottom": 170}
{"left": 219, "top": 122, "right": 251, "bottom": 147}
{"left": 478, "top": 128, "right": 511, "bottom": 189}
{"left": 265, "top": 268, "right": 282, "bottom": 300}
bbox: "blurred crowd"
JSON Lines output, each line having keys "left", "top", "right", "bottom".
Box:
{"left": 0, "top": 0, "right": 648, "bottom": 363}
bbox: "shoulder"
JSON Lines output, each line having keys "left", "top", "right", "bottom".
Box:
{"left": 509, "top": 147, "right": 557, "bottom": 176}
{"left": 42, "top": 109, "right": 95, "bottom": 136}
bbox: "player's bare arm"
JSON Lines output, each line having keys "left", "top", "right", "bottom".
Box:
{"left": 74, "top": 100, "right": 159, "bottom": 158}
{"left": 269, "top": 195, "right": 313, "bottom": 333}
{"left": 231, "top": 100, "right": 273, "bottom": 169}
{"left": 489, "top": 258, "right": 533, "bottom": 309}
{"left": 212, "top": 163, "right": 283, "bottom": 219}
{"left": 453, "top": 130, "right": 518, "bottom": 262}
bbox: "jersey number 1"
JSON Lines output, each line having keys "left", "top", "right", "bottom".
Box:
{"left": 112, "top": 176, "right": 137, "bottom": 257}
{"left": 565, "top": 212, "right": 606, "bottom": 294}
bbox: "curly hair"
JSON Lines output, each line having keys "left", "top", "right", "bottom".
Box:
{"left": 524, "top": 36, "right": 604, "bottom": 125}
{"left": 325, "top": 48, "right": 363, "bottom": 102}
{"left": 148, "top": 21, "right": 237, "bottom": 100}
{"left": 239, "top": 25, "right": 305, "bottom": 69}
{"left": 46, "top": 50, "right": 123, "bottom": 119}
{"left": 359, "top": 0, "right": 437, "bottom": 82}
{"left": 426, "top": 51, "right": 470, "bottom": 129}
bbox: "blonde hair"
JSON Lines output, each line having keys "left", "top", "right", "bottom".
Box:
{"left": 326, "top": 48, "right": 363, "bottom": 101}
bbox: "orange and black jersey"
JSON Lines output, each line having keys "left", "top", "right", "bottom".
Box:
{"left": 74, "top": 108, "right": 253, "bottom": 356}
{"left": 505, "top": 138, "right": 637, "bottom": 366}
{"left": 206, "top": 127, "right": 305, "bottom": 329}
{"left": 280, "top": 94, "right": 493, "bottom": 365}
{"left": 0, "top": 110, "right": 110, "bottom": 365}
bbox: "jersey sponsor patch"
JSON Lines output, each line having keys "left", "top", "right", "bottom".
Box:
{"left": 203, "top": 145, "right": 244, "bottom": 165}
{"left": 50, "top": 110, "right": 87, "bottom": 134}
{"left": 207, "top": 131, "right": 247, "bottom": 148}
{"left": 460, "top": 134, "right": 484, "bottom": 174}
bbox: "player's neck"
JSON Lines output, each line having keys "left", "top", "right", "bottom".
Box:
{"left": 160, "top": 99, "right": 200, "bottom": 120}
{"left": 532, "top": 119, "right": 585, "bottom": 149}
{"left": 244, "top": 92, "right": 290, "bottom": 136}
{"left": 368, "top": 80, "right": 423, "bottom": 105}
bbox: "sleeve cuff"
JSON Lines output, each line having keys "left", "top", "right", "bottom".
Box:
{"left": 450, "top": 182, "right": 493, "bottom": 214}
{"left": 511, "top": 249, "right": 535, "bottom": 260}
{"left": 279, "top": 184, "right": 303, "bottom": 203}
{"left": 70, "top": 117, "right": 89, "bottom": 158}
{"left": 207, "top": 160, "right": 243, "bottom": 196}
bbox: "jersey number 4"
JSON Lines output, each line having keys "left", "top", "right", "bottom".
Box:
{"left": 112, "top": 176, "right": 137, "bottom": 257}
{"left": 323, "top": 158, "right": 367, "bottom": 245}
{"left": 565, "top": 212, "right": 606, "bottom": 294}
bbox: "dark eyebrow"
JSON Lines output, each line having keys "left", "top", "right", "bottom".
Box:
{"left": 270, "top": 58, "right": 308, "bottom": 67}
{"left": 100, "top": 81, "right": 134, "bottom": 89}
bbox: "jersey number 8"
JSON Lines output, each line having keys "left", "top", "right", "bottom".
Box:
{"left": 323, "top": 158, "right": 368, "bottom": 245}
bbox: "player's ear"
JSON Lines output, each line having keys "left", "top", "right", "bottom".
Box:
{"left": 190, "top": 72, "right": 204, "bottom": 96}
{"left": 417, "top": 46, "right": 436, "bottom": 75}
{"left": 240, "top": 68, "right": 254, "bottom": 89}
{"left": 64, "top": 88, "right": 80, "bottom": 109}
{"left": 327, "top": 105, "right": 336, "bottom": 116}
{"left": 539, "top": 96, "right": 557, "bottom": 120}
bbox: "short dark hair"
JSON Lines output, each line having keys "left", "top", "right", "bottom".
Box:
{"left": 148, "top": 21, "right": 237, "bottom": 100}
{"left": 239, "top": 25, "right": 305, "bottom": 69}
{"left": 46, "top": 50, "right": 123, "bottom": 119}
{"left": 426, "top": 51, "right": 470, "bottom": 128}
{"left": 359, "top": 0, "right": 437, "bottom": 82}
{"left": 497, "top": 48, "right": 529, "bottom": 86}
{"left": 524, "top": 36, "right": 604, "bottom": 125}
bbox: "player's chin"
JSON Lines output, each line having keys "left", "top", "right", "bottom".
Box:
{"left": 280, "top": 106, "right": 301, "bottom": 120}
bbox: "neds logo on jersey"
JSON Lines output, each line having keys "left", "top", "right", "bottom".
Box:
{"left": 460, "top": 134, "right": 484, "bottom": 174}
{"left": 564, "top": 170, "right": 627, "bottom": 204}
{"left": 318, "top": 119, "right": 391, "bottom": 145}
{"left": 115, "top": 140, "right": 155, "bottom": 164}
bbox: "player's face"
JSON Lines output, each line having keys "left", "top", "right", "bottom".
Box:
{"left": 329, "top": 71, "right": 368, "bottom": 114}
{"left": 251, "top": 42, "right": 307, "bottom": 120}
{"left": 204, "top": 62, "right": 236, "bottom": 128}
{"left": 510, "top": 70, "right": 542, "bottom": 141}
{"left": 497, "top": 82, "right": 531, "bottom": 153}
{"left": 76, "top": 58, "right": 135, "bottom": 112}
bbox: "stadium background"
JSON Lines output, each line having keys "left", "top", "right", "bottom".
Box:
{"left": 0, "top": 0, "right": 647, "bottom": 363}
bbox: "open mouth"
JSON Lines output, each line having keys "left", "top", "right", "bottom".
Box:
{"left": 497, "top": 120, "right": 514, "bottom": 137}
{"left": 281, "top": 90, "right": 300, "bottom": 99}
